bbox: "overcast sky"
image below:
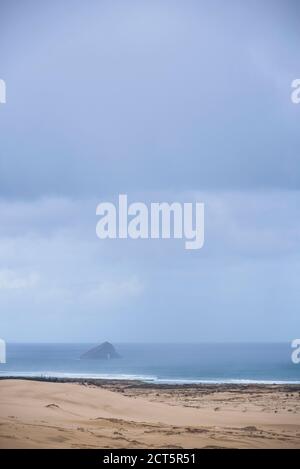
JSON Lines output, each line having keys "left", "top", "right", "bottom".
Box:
{"left": 0, "top": 0, "right": 300, "bottom": 342}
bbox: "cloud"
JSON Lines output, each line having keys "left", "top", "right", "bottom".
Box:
{"left": 0, "top": 190, "right": 298, "bottom": 341}
{"left": 1, "top": 0, "right": 300, "bottom": 199}
{"left": 82, "top": 276, "right": 144, "bottom": 309}
{"left": 0, "top": 0, "right": 299, "bottom": 341}
{"left": 0, "top": 270, "right": 39, "bottom": 290}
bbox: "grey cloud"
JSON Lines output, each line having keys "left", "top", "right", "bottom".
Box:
{"left": 0, "top": 0, "right": 299, "bottom": 341}
{"left": 0, "top": 190, "right": 299, "bottom": 341}
{"left": 0, "top": 0, "right": 300, "bottom": 199}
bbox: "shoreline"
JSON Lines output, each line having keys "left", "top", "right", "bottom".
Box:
{"left": 1, "top": 375, "right": 300, "bottom": 392}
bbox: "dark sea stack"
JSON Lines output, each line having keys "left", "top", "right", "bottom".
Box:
{"left": 80, "top": 342, "right": 121, "bottom": 360}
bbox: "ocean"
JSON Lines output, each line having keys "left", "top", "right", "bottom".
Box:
{"left": 0, "top": 342, "right": 299, "bottom": 384}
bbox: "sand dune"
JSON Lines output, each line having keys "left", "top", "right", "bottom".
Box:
{"left": 0, "top": 379, "right": 299, "bottom": 448}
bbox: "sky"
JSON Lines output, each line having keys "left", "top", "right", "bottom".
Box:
{"left": 0, "top": 0, "right": 300, "bottom": 342}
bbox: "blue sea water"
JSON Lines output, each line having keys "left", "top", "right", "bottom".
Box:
{"left": 0, "top": 343, "right": 299, "bottom": 384}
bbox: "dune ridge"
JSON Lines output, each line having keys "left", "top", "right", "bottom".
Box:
{"left": 0, "top": 379, "right": 299, "bottom": 448}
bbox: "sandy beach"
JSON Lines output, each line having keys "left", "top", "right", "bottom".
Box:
{"left": 0, "top": 379, "right": 299, "bottom": 449}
